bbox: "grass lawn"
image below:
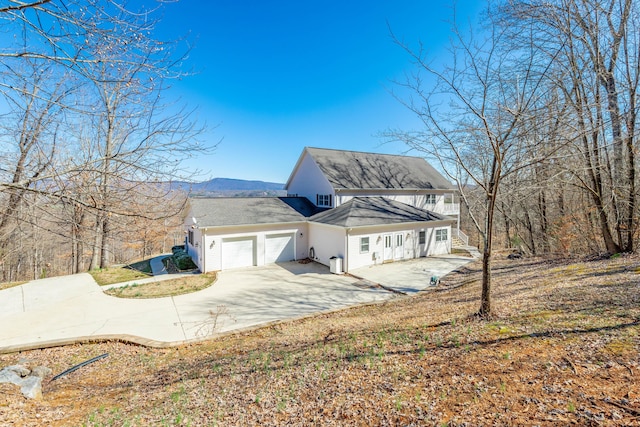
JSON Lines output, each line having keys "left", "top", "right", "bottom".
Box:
{"left": 89, "top": 259, "right": 153, "bottom": 286}
{"left": 1, "top": 254, "right": 639, "bottom": 426}
{"left": 104, "top": 273, "right": 216, "bottom": 298}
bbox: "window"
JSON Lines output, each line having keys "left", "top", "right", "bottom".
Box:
{"left": 426, "top": 194, "right": 436, "bottom": 205}
{"left": 419, "top": 231, "right": 426, "bottom": 245}
{"left": 435, "top": 228, "right": 448, "bottom": 242}
{"left": 317, "top": 194, "right": 332, "bottom": 207}
{"left": 188, "top": 230, "right": 194, "bottom": 245}
{"left": 360, "top": 237, "right": 369, "bottom": 253}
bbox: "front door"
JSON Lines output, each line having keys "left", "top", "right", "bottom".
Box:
{"left": 394, "top": 233, "right": 404, "bottom": 260}
{"left": 383, "top": 234, "right": 393, "bottom": 262}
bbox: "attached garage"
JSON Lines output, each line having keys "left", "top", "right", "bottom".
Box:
{"left": 265, "top": 233, "right": 295, "bottom": 264}
{"left": 221, "top": 236, "right": 256, "bottom": 270}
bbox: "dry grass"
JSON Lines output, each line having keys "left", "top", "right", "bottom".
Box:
{"left": 104, "top": 273, "right": 217, "bottom": 298}
{"left": 1, "top": 255, "right": 639, "bottom": 426}
{"left": 0, "top": 280, "right": 27, "bottom": 290}
{"left": 90, "top": 262, "right": 153, "bottom": 286}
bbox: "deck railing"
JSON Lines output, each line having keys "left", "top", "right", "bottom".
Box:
{"left": 425, "top": 202, "right": 460, "bottom": 215}
{"left": 442, "top": 202, "right": 460, "bottom": 215}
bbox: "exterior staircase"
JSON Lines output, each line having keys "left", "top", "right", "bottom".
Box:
{"left": 451, "top": 229, "right": 481, "bottom": 259}
{"left": 452, "top": 236, "right": 466, "bottom": 247}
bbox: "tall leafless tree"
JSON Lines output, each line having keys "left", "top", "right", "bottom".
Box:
{"left": 0, "top": 0, "right": 208, "bottom": 277}
{"left": 388, "top": 7, "right": 560, "bottom": 318}
{"left": 504, "top": 0, "right": 640, "bottom": 253}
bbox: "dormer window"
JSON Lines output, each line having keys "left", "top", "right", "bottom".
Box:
{"left": 317, "top": 194, "right": 332, "bottom": 207}
{"left": 426, "top": 194, "right": 436, "bottom": 205}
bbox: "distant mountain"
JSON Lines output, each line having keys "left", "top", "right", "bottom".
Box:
{"left": 170, "top": 178, "right": 286, "bottom": 197}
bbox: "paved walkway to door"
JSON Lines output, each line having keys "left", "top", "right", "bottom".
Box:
{"left": 350, "top": 255, "right": 475, "bottom": 294}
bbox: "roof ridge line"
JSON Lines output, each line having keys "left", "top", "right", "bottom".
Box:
{"left": 306, "top": 146, "right": 419, "bottom": 159}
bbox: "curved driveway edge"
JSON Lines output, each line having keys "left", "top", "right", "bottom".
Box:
{"left": 0, "top": 262, "right": 394, "bottom": 354}
{"left": 0, "top": 256, "right": 473, "bottom": 354}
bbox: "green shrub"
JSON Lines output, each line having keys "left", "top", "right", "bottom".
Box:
{"left": 172, "top": 249, "right": 197, "bottom": 271}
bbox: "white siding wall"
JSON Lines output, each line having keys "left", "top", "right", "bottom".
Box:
{"left": 347, "top": 230, "right": 383, "bottom": 270}
{"left": 431, "top": 225, "right": 452, "bottom": 255}
{"left": 184, "top": 209, "right": 205, "bottom": 271}
{"left": 336, "top": 194, "right": 428, "bottom": 209}
{"left": 307, "top": 223, "right": 345, "bottom": 267}
{"left": 189, "top": 227, "right": 204, "bottom": 271}
{"left": 286, "top": 152, "right": 335, "bottom": 206}
{"left": 335, "top": 191, "right": 457, "bottom": 215}
{"left": 198, "top": 223, "right": 308, "bottom": 272}
{"left": 345, "top": 223, "right": 452, "bottom": 271}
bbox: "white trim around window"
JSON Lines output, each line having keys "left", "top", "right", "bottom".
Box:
{"left": 317, "top": 194, "right": 332, "bottom": 207}
{"left": 360, "top": 237, "right": 370, "bottom": 253}
{"left": 435, "top": 228, "right": 448, "bottom": 242}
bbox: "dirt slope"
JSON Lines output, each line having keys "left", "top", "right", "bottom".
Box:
{"left": 1, "top": 254, "right": 639, "bottom": 426}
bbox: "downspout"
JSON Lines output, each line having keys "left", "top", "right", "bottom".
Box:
{"left": 345, "top": 228, "right": 351, "bottom": 273}
{"left": 200, "top": 232, "right": 206, "bottom": 273}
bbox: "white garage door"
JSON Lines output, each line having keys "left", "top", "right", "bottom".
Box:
{"left": 265, "top": 233, "right": 295, "bottom": 264}
{"left": 221, "top": 237, "right": 256, "bottom": 269}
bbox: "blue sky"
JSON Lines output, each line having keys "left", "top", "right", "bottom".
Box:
{"left": 155, "top": 1, "right": 485, "bottom": 183}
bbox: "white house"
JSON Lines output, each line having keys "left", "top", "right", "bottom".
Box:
{"left": 184, "top": 147, "right": 461, "bottom": 273}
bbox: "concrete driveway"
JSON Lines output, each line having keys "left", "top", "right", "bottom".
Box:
{"left": 0, "top": 255, "right": 475, "bottom": 353}
{"left": 350, "top": 255, "right": 476, "bottom": 294}
{"left": 0, "top": 261, "right": 393, "bottom": 353}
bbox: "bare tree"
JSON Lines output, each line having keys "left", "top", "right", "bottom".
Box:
{"left": 387, "top": 7, "right": 559, "bottom": 318}
{"left": 0, "top": 0, "right": 208, "bottom": 278}
{"left": 504, "top": 0, "right": 640, "bottom": 253}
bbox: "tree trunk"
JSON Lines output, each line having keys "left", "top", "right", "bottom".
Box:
{"left": 480, "top": 249, "right": 492, "bottom": 317}
{"left": 538, "top": 190, "right": 549, "bottom": 253}
{"left": 502, "top": 201, "right": 511, "bottom": 248}
{"left": 100, "top": 215, "right": 110, "bottom": 269}
{"left": 625, "top": 136, "right": 635, "bottom": 252}
{"left": 524, "top": 206, "right": 537, "bottom": 255}
{"left": 89, "top": 216, "right": 102, "bottom": 270}
{"left": 479, "top": 157, "right": 499, "bottom": 319}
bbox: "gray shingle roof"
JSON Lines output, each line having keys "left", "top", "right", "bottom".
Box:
{"left": 305, "top": 147, "right": 454, "bottom": 190}
{"left": 189, "top": 197, "right": 316, "bottom": 227}
{"left": 309, "top": 197, "right": 451, "bottom": 228}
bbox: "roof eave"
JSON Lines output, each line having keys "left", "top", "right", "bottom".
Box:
{"left": 308, "top": 217, "right": 455, "bottom": 229}
{"left": 345, "top": 218, "right": 456, "bottom": 229}
{"left": 334, "top": 187, "right": 457, "bottom": 192}
{"left": 196, "top": 219, "right": 308, "bottom": 230}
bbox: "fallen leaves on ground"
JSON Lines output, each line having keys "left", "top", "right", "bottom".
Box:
{"left": 1, "top": 254, "right": 639, "bottom": 426}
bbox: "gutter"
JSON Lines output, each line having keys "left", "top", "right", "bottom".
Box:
{"left": 307, "top": 218, "right": 455, "bottom": 232}
{"left": 334, "top": 188, "right": 457, "bottom": 193}
{"left": 195, "top": 220, "right": 308, "bottom": 231}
